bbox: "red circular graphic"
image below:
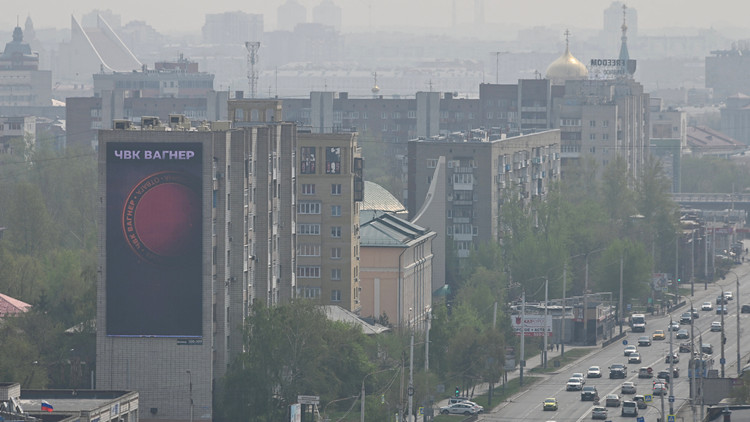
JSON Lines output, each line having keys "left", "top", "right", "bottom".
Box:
{"left": 122, "top": 171, "right": 201, "bottom": 265}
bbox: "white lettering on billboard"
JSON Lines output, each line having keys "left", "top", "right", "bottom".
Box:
{"left": 511, "top": 315, "right": 553, "bottom": 337}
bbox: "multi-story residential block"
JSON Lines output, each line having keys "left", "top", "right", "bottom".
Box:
{"left": 97, "top": 115, "right": 296, "bottom": 422}
{"left": 296, "top": 131, "right": 364, "bottom": 311}
{"left": 407, "top": 130, "right": 561, "bottom": 259}
{"left": 0, "top": 116, "right": 36, "bottom": 154}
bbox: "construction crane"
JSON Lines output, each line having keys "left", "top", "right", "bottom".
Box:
{"left": 245, "top": 41, "right": 260, "bottom": 98}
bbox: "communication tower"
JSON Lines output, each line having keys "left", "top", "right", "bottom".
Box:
{"left": 245, "top": 41, "right": 261, "bottom": 98}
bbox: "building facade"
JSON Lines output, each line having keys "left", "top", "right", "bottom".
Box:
{"left": 406, "top": 130, "right": 561, "bottom": 259}
{"left": 97, "top": 117, "right": 296, "bottom": 422}
{"left": 0, "top": 25, "right": 51, "bottom": 107}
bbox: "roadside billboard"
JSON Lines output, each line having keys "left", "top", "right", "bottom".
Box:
{"left": 106, "top": 142, "right": 203, "bottom": 337}
{"left": 511, "top": 314, "right": 553, "bottom": 337}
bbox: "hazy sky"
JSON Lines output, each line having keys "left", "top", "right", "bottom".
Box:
{"left": 3, "top": 0, "right": 750, "bottom": 35}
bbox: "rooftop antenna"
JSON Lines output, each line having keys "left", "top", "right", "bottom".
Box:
{"left": 371, "top": 72, "right": 380, "bottom": 97}
{"left": 492, "top": 51, "right": 508, "bottom": 84}
{"left": 245, "top": 41, "right": 261, "bottom": 98}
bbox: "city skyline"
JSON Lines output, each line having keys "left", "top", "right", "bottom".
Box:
{"left": 4, "top": 0, "right": 750, "bottom": 36}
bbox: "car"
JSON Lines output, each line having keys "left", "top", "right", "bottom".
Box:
{"left": 657, "top": 370, "right": 672, "bottom": 383}
{"left": 702, "top": 343, "right": 714, "bottom": 354}
{"left": 676, "top": 329, "right": 690, "bottom": 339}
{"left": 717, "top": 305, "right": 728, "bottom": 315}
{"left": 702, "top": 302, "right": 714, "bottom": 311}
{"left": 725, "top": 291, "right": 734, "bottom": 301}
{"left": 671, "top": 367, "right": 680, "bottom": 378}
{"left": 624, "top": 345, "right": 637, "bottom": 356}
{"left": 680, "top": 312, "right": 693, "bottom": 324}
{"left": 652, "top": 330, "right": 665, "bottom": 340}
{"left": 609, "top": 364, "right": 627, "bottom": 379}
{"left": 691, "top": 308, "right": 700, "bottom": 318}
{"left": 668, "top": 320, "right": 680, "bottom": 331}
{"left": 638, "top": 336, "right": 651, "bottom": 346}
{"left": 638, "top": 367, "right": 653, "bottom": 378}
{"left": 543, "top": 398, "right": 559, "bottom": 411}
{"left": 633, "top": 395, "right": 647, "bottom": 409}
{"left": 742, "top": 304, "right": 750, "bottom": 314}
{"left": 592, "top": 406, "right": 608, "bottom": 419}
{"left": 605, "top": 394, "right": 621, "bottom": 407}
{"left": 572, "top": 373, "right": 586, "bottom": 385}
{"left": 621, "top": 400, "right": 639, "bottom": 417}
{"left": 711, "top": 321, "right": 722, "bottom": 332}
{"left": 628, "top": 352, "right": 642, "bottom": 364}
{"left": 447, "top": 398, "right": 483, "bottom": 412}
{"left": 665, "top": 352, "right": 679, "bottom": 363}
{"left": 567, "top": 377, "right": 584, "bottom": 391}
{"left": 587, "top": 366, "right": 602, "bottom": 378}
{"left": 653, "top": 382, "right": 668, "bottom": 396}
{"left": 717, "top": 295, "right": 729, "bottom": 305}
{"left": 581, "top": 386, "right": 598, "bottom": 401}
{"left": 440, "top": 402, "right": 478, "bottom": 415}
{"left": 679, "top": 342, "right": 692, "bottom": 353}
{"left": 621, "top": 381, "right": 637, "bottom": 394}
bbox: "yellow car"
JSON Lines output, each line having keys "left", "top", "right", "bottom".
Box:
{"left": 652, "top": 330, "right": 666, "bottom": 340}
{"left": 543, "top": 397, "right": 558, "bottom": 411}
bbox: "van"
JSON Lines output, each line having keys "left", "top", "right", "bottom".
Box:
{"left": 621, "top": 400, "right": 638, "bottom": 416}
{"left": 631, "top": 314, "right": 646, "bottom": 332}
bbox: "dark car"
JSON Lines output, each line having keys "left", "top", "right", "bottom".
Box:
{"left": 609, "top": 364, "right": 627, "bottom": 379}
{"left": 717, "top": 295, "right": 729, "bottom": 305}
{"left": 676, "top": 329, "right": 689, "bottom": 339}
{"left": 679, "top": 342, "right": 692, "bottom": 353}
{"left": 634, "top": 395, "right": 647, "bottom": 409}
{"left": 702, "top": 343, "right": 714, "bottom": 354}
{"left": 742, "top": 304, "right": 750, "bottom": 314}
{"left": 679, "top": 312, "right": 692, "bottom": 324}
{"left": 657, "top": 370, "right": 671, "bottom": 383}
{"left": 581, "top": 386, "right": 598, "bottom": 401}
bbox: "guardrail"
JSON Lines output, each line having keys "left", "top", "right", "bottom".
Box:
{"left": 602, "top": 331, "right": 628, "bottom": 348}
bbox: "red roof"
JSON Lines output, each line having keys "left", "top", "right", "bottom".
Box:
{"left": 0, "top": 293, "right": 31, "bottom": 317}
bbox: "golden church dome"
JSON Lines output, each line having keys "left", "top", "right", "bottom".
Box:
{"left": 546, "top": 45, "right": 588, "bottom": 82}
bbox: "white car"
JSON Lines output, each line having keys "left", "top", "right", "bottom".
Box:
{"left": 628, "top": 352, "right": 642, "bottom": 364}
{"left": 702, "top": 302, "right": 713, "bottom": 311}
{"left": 621, "top": 381, "right": 637, "bottom": 394}
{"left": 668, "top": 321, "right": 680, "bottom": 331}
{"left": 624, "top": 345, "right": 638, "bottom": 356}
{"left": 725, "top": 291, "right": 734, "bottom": 300}
{"left": 572, "top": 373, "right": 586, "bottom": 384}
{"left": 587, "top": 366, "right": 602, "bottom": 378}
{"left": 439, "top": 402, "right": 479, "bottom": 416}
{"left": 711, "top": 321, "right": 722, "bottom": 332}
{"left": 566, "top": 377, "right": 583, "bottom": 391}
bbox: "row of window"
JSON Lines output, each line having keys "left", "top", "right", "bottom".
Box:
{"left": 298, "top": 224, "right": 344, "bottom": 237}
{"left": 560, "top": 119, "right": 611, "bottom": 127}
{"left": 297, "top": 202, "right": 342, "bottom": 216}
{"left": 300, "top": 147, "right": 343, "bottom": 175}
{"left": 297, "top": 266, "right": 343, "bottom": 280}
{"left": 297, "top": 244, "right": 344, "bottom": 259}
{"left": 300, "top": 183, "right": 341, "bottom": 195}
{"left": 297, "top": 286, "right": 342, "bottom": 302}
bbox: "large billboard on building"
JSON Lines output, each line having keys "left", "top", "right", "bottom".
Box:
{"left": 106, "top": 142, "right": 203, "bottom": 337}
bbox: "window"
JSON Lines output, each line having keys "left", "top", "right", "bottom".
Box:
{"left": 408, "top": 110, "right": 416, "bottom": 118}
{"left": 300, "top": 147, "right": 316, "bottom": 174}
{"left": 298, "top": 286, "right": 321, "bottom": 298}
{"left": 331, "top": 184, "right": 342, "bottom": 195}
{"left": 297, "top": 266, "right": 321, "bottom": 278}
{"left": 602, "top": 133, "right": 609, "bottom": 140}
{"left": 589, "top": 133, "right": 596, "bottom": 140}
{"left": 301, "top": 184, "right": 316, "bottom": 195}
{"left": 381, "top": 112, "right": 387, "bottom": 119}
{"left": 331, "top": 289, "right": 342, "bottom": 302}
{"left": 331, "top": 247, "right": 342, "bottom": 259}
{"left": 298, "top": 201, "right": 321, "bottom": 214}
{"left": 326, "top": 147, "right": 342, "bottom": 174}
{"left": 298, "top": 224, "right": 320, "bottom": 235}
{"left": 603, "top": 120, "right": 609, "bottom": 127}
{"left": 331, "top": 205, "right": 341, "bottom": 216}
{"left": 590, "top": 120, "right": 596, "bottom": 127}
{"left": 331, "top": 268, "right": 342, "bottom": 280}
{"left": 297, "top": 244, "right": 320, "bottom": 256}
{"left": 331, "top": 226, "right": 342, "bottom": 238}
{"left": 427, "top": 158, "right": 438, "bottom": 168}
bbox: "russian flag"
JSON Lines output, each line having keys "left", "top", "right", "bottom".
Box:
{"left": 41, "top": 401, "right": 53, "bottom": 412}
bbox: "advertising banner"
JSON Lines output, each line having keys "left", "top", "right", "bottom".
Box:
{"left": 511, "top": 314, "right": 553, "bottom": 337}
{"left": 106, "top": 142, "right": 203, "bottom": 337}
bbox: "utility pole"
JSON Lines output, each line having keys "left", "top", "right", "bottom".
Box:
{"left": 543, "top": 279, "right": 548, "bottom": 368}
{"left": 408, "top": 323, "right": 414, "bottom": 421}
{"left": 619, "top": 253, "right": 624, "bottom": 335}
{"left": 186, "top": 370, "right": 193, "bottom": 422}
{"left": 690, "top": 304, "right": 696, "bottom": 422}
{"left": 584, "top": 255, "right": 589, "bottom": 345}
{"left": 669, "top": 316, "right": 675, "bottom": 415}
{"left": 561, "top": 263, "right": 566, "bottom": 357}
{"left": 520, "top": 289, "right": 526, "bottom": 386}
{"left": 721, "top": 291, "right": 726, "bottom": 378}
{"left": 691, "top": 229, "right": 695, "bottom": 296}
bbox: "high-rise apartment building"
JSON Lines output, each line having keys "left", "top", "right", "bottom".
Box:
{"left": 97, "top": 116, "right": 296, "bottom": 422}
{"left": 407, "top": 130, "right": 561, "bottom": 259}
{"left": 296, "top": 131, "right": 364, "bottom": 311}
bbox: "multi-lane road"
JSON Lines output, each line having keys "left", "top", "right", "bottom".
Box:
{"left": 481, "top": 270, "right": 750, "bottom": 422}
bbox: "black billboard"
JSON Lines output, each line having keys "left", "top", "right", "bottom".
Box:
{"left": 106, "top": 142, "right": 203, "bottom": 337}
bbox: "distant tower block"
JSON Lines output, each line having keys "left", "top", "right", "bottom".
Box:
{"left": 245, "top": 41, "right": 260, "bottom": 98}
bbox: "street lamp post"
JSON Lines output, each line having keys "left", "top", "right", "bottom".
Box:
{"left": 684, "top": 297, "right": 697, "bottom": 422}
{"left": 361, "top": 368, "right": 398, "bottom": 422}
{"left": 582, "top": 248, "right": 606, "bottom": 345}
{"left": 186, "top": 370, "right": 193, "bottom": 422}
{"left": 725, "top": 270, "right": 742, "bottom": 377}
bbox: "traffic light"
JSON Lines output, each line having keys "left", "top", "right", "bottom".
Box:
{"left": 455, "top": 386, "right": 460, "bottom": 397}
